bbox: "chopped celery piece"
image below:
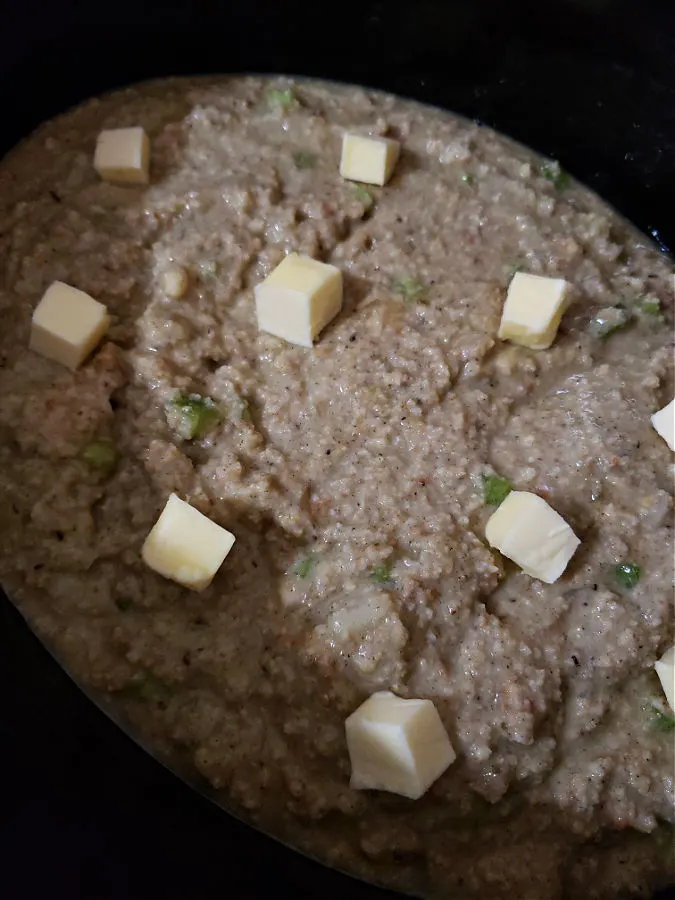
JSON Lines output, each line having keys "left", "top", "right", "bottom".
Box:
{"left": 369, "top": 563, "right": 394, "bottom": 586}
{"left": 613, "top": 562, "right": 641, "bottom": 590}
{"left": 267, "top": 88, "right": 294, "bottom": 112}
{"left": 293, "top": 151, "right": 316, "bottom": 170}
{"left": 588, "top": 306, "right": 631, "bottom": 339}
{"left": 165, "top": 393, "right": 221, "bottom": 440}
{"left": 540, "top": 160, "right": 569, "bottom": 191}
{"left": 120, "top": 672, "right": 171, "bottom": 703}
{"left": 353, "top": 184, "right": 373, "bottom": 207}
{"left": 239, "top": 398, "right": 253, "bottom": 422}
{"left": 82, "top": 439, "right": 118, "bottom": 475}
{"left": 651, "top": 704, "right": 675, "bottom": 732}
{"left": 641, "top": 297, "right": 661, "bottom": 316}
{"left": 197, "top": 259, "right": 218, "bottom": 280}
{"left": 393, "top": 277, "right": 427, "bottom": 303}
{"left": 506, "top": 262, "right": 524, "bottom": 280}
{"left": 290, "top": 555, "right": 316, "bottom": 578}
{"left": 482, "top": 474, "right": 512, "bottom": 506}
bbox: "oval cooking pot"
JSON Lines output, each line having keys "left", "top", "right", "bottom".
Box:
{"left": 1, "top": 1, "right": 673, "bottom": 898}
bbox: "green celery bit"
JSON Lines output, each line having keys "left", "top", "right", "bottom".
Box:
{"left": 267, "top": 88, "right": 294, "bottom": 112}
{"left": 651, "top": 704, "right": 675, "bottom": 732}
{"left": 293, "top": 151, "right": 316, "bottom": 170}
{"left": 482, "top": 474, "right": 512, "bottom": 506}
{"left": 507, "top": 262, "right": 524, "bottom": 280}
{"left": 641, "top": 297, "right": 661, "bottom": 316}
{"left": 460, "top": 173, "right": 475, "bottom": 186}
{"left": 165, "top": 393, "right": 221, "bottom": 440}
{"left": 369, "top": 563, "right": 394, "bottom": 586}
{"left": 81, "top": 439, "right": 118, "bottom": 475}
{"left": 353, "top": 184, "right": 374, "bottom": 207}
{"left": 613, "top": 562, "right": 641, "bottom": 590}
{"left": 393, "top": 277, "right": 427, "bottom": 303}
{"left": 540, "top": 160, "right": 569, "bottom": 191}
{"left": 119, "top": 672, "right": 171, "bottom": 703}
{"left": 588, "top": 306, "right": 631, "bottom": 339}
{"left": 197, "top": 259, "right": 218, "bottom": 280}
{"left": 290, "top": 555, "right": 316, "bottom": 578}
{"left": 239, "top": 398, "right": 253, "bottom": 422}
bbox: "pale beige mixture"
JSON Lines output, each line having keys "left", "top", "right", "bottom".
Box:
{"left": 0, "top": 76, "right": 673, "bottom": 899}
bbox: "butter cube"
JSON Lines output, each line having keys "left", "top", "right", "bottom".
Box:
{"left": 654, "top": 647, "right": 675, "bottom": 712}
{"left": 94, "top": 127, "right": 150, "bottom": 184}
{"left": 345, "top": 691, "right": 455, "bottom": 800}
{"left": 142, "top": 493, "right": 235, "bottom": 592}
{"left": 651, "top": 398, "right": 674, "bottom": 451}
{"left": 485, "top": 490, "right": 580, "bottom": 583}
{"left": 30, "top": 281, "right": 109, "bottom": 370}
{"left": 498, "top": 272, "right": 571, "bottom": 350}
{"left": 340, "top": 133, "right": 400, "bottom": 186}
{"left": 254, "top": 252, "right": 343, "bottom": 347}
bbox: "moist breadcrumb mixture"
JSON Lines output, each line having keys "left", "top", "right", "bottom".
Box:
{"left": 0, "top": 76, "right": 673, "bottom": 899}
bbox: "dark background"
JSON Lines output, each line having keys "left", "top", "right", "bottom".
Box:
{"left": 1, "top": 1, "right": 674, "bottom": 897}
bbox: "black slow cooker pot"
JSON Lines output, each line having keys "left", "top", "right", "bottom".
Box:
{"left": 1, "top": 1, "right": 673, "bottom": 897}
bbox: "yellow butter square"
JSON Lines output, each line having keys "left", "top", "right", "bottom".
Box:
{"left": 346, "top": 691, "right": 455, "bottom": 800}
{"left": 30, "top": 281, "right": 109, "bottom": 370}
{"left": 254, "top": 253, "right": 343, "bottom": 347}
{"left": 485, "top": 491, "right": 579, "bottom": 583}
{"left": 94, "top": 126, "right": 150, "bottom": 184}
{"left": 498, "top": 272, "right": 570, "bottom": 350}
{"left": 142, "top": 494, "right": 235, "bottom": 592}
{"left": 340, "top": 133, "right": 400, "bottom": 186}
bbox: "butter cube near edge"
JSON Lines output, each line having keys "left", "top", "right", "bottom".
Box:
{"left": 498, "top": 272, "right": 571, "bottom": 350}
{"left": 345, "top": 691, "right": 456, "bottom": 800}
{"left": 142, "top": 493, "right": 236, "bottom": 592}
{"left": 254, "top": 253, "right": 343, "bottom": 348}
{"left": 654, "top": 646, "right": 675, "bottom": 712}
{"left": 651, "top": 398, "right": 674, "bottom": 451}
{"left": 30, "top": 281, "right": 110, "bottom": 370}
{"left": 94, "top": 126, "right": 150, "bottom": 184}
{"left": 340, "top": 133, "right": 401, "bottom": 186}
{"left": 485, "top": 490, "right": 580, "bottom": 583}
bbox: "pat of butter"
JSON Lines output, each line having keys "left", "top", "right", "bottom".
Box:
{"left": 345, "top": 691, "right": 455, "bottom": 800}
{"left": 94, "top": 127, "right": 150, "bottom": 184}
{"left": 651, "top": 399, "right": 674, "bottom": 451}
{"left": 485, "top": 490, "right": 580, "bottom": 583}
{"left": 254, "top": 252, "right": 343, "bottom": 347}
{"left": 498, "top": 272, "right": 571, "bottom": 350}
{"left": 30, "top": 281, "right": 109, "bottom": 370}
{"left": 340, "top": 133, "right": 400, "bottom": 186}
{"left": 654, "top": 647, "right": 675, "bottom": 712}
{"left": 142, "top": 493, "right": 235, "bottom": 592}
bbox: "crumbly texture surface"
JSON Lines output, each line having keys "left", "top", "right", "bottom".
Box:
{"left": 0, "top": 76, "right": 673, "bottom": 899}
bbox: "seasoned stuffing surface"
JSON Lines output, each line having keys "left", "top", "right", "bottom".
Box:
{"left": 0, "top": 76, "right": 673, "bottom": 899}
